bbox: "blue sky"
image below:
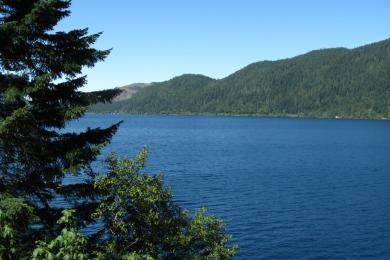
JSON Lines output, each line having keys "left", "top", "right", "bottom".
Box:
{"left": 55, "top": 0, "right": 390, "bottom": 91}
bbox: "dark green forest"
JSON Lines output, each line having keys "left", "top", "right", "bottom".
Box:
{"left": 91, "top": 39, "right": 390, "bottom": 119}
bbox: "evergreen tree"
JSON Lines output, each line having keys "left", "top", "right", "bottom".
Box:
{"left": 0, "top": 0, "right": 120, "bottom": 241}
{"left": 0, "top": 1, "right": 238, "bottom": 258}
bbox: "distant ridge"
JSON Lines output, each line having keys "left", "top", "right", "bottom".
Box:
{"left": 113, "top": 83, "right": 150, "bottom": 101}
{"left": 90, "top": 38, "right": 390, "bottom": 119}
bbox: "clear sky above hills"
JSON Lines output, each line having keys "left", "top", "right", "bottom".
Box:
{"left": 55, "top": 0, "right": 390, "bottom": 91}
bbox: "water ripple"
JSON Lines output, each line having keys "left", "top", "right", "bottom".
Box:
{"left": 65, "top": 115, "right": 390, "bottom": 259}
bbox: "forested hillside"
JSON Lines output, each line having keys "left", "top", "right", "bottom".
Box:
{"left": 113, "top": 83, "right": 150, "bottom": 101}
{"left": 90, "top": 39, "right": 390, "bottom": 119}
{"left": 91, "top": 74, "right": 215, "bottom": 113}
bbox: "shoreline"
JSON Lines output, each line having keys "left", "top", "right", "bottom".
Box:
{"left": 86, "top": 112, "right": 390, "bottom": 121}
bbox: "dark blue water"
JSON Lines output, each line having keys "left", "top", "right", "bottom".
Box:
{"left": 68, "top": 115, "right": 390, "bottom": 259}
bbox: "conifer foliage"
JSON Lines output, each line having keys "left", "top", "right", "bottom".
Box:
{"left": 0, "top": 1, "right": 237, "bottom": 258}
{"left": 0, "top": 0, "right": 120, "bottom": 240}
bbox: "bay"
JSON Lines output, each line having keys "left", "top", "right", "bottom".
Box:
{"left": 66, "top": 115, "right": 390, "bottom": 259}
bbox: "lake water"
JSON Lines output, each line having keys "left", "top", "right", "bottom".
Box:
{"left": 68, "top": 115, "right": 390, "bottom": 259}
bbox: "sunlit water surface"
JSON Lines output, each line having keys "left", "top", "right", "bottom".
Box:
{"left": 64, "top": 115, "right": 390, "bottom": 259}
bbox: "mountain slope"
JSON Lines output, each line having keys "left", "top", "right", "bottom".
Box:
{"left": 90, "top": 39, "right": 390, "bottom": 118}
{"left": 113, "top": 83, "right": 150, "bottom": 101}
{"left": 91, "top": 74, "right": 215, "bottom": 113}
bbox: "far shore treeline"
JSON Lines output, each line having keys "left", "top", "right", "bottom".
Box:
{"left": 91, "top": 39, "right": 390, "bottom": 119}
